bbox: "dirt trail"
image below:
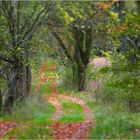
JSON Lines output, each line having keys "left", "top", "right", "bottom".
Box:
{"left": 48, "top": 94, "right": 94, "bottom": 139}
{"left": 46, "top": 57, "right": 110, "bottom": 139}
{"left": 1, "top": 59, "right": 100, "bottom": 139}
{"left": 41, "top": 62, "right": 95, "bottom": 139}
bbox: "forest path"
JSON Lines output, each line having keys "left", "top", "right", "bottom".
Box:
{"left": 0, "top": 57, "right": 110, "bottom": 139}
{"left": 47, "top": 94, "right": 94, "bottom": 139}
{"left": 45, "top": 57, "right": 110, "bottom": 139}
{"left": 39, "top": 62, "right": 95, "bottom": 139}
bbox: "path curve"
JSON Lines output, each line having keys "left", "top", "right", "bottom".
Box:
{"left": 1, "top": 57, "right": 110, "bottom": 138}
{"left": 47, "top": 94, "right": 94, "bottom": 139}
{"left": 39, "top": 62, "right": 95, "bottom": 139}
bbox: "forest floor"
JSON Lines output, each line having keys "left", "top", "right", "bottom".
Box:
{"left": 46, "top": 57, "right": 110, "bottom": 139}
{"left": 47, "top": 92, "right": 94, "bottom": 139}
{"left": 0, "top": 61, "right": 95, "bottom": 139}
{"left": 1, "top": 57, "right": 139, "bottom": 139}
{"left": 36, "top": 62, "right": 95, "bottom": 139}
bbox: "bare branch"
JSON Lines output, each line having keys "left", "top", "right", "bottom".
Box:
{"left": 18, "top": 4, "right": 50, "bottom": 46}
{"left": 0, "top": 55, "right": 15, "bottom": 64}
{"left": 2, "top": 1, "right": 15, "bottom": 45}
{"left": 52, "top": 31, "right": 73, "bottom": 62}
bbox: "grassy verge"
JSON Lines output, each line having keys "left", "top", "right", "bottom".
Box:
{"left": 3, "top": 93, "right": 56, "bottom": 139}
{"left": 88, "top": 101, "right": 140, "bottom": 139}
{"left": 60, "top": 90, "right": 140, "bottom": 139}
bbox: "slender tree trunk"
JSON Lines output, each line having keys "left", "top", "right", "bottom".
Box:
{"left": 22, "top": 65, "right": 31, "bottom": 98}
{"left": 0, "top": 88, "right": 2, "bottom": 115}
{"left": 26, "top": 65, "right": 31, "bottom": 96}
{"left": 77, "top": 64, "right": 87, "bottom": 91}
{"left": 136, "top": 1, "right": 140, "bottom": 15}
{"left": 22, "top": 66, "right": 27, "bottom": 99}
{"left": 4, "top": 69, "right": 17, "bottom": 114}
{"left": 72, "top": 64, "right": 77, "bottom": 82}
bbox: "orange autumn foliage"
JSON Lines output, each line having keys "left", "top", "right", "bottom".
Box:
{"left": 97, "top": 1, "right": 119, "bottom": 11}
{"left": 108, "top": 24, "right": 128, "bottom": 33}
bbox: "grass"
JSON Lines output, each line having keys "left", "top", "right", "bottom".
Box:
{"left": 88, "top": 93, "right": 140, "bottom": 139}
{"left": 54, "top": 64, "right": 140, "bottom": 139}
{"left": 4, "top": 123, "right": 52, "bottom": 139}
{"left": 2, "top": 65, "right": 58, "bottom": 139}
{"left": 87, "top": 101, "right": 140, "bottom": 139}
{"left": 2, "top": 88, "right": 56, "bottom": 139}
{"left": 59, "top": 89, "right": 140, "bottom": 139}
{"left": 59, "top": 101, "right": 85, "bottom": 123}
{"left": 40, "top": 84, "right": 52, "bottom": 95}
{"left": 18, "top": 126, "right": 51, "bottom": 139}
{"left": 3, "top": 99, "right": 55, "bottom": 139}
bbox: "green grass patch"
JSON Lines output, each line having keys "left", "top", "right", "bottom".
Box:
{"left": 18, "top": 126, "right": 51, "bottom": 139}
{"left": 59, "top": 115, "right": 84, "bottom": 123}
{"left": 5, "top": 123, "right": 52, "bottom": 139}
{"left": 9, "top": 94, "right": 55, "bottom": 122}
{"left": 3, "top": 94, "right": 56, "bottom": 139}
{"left": 88, "top": 101, "right": 140, "bottom": 139}
{"left": 40, "top": 84, "right": 52, "bottom": 95}
{"left": 34, "top": 103, "right": 56, "bottom": 125}
{"left": 59, "top": 101, "right": 85, "bottom": 123}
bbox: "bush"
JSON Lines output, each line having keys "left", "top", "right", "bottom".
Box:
{"left": 96, "top": 63, "right": 140, "bottom": 112}
{"left": 59, "top": 64, "right": 77, "bottom": 90}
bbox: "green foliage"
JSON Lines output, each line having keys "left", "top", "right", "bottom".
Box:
{"left": 88, "top": 101, "right": 140, "bottom": 139}
{"left": 40, "top": 84, "right": 52, "bottom": 95}
{"left": 87, "top": 64, "right": 96, "bottom": 81}
{"left": 95, "top": 59, "right": 140, "bottom": 112}
{"left": 1, "top": 1, "right": 140, "bottom": 138}
{"left": 59, "top": 64, "right": 77, "bottom": 90}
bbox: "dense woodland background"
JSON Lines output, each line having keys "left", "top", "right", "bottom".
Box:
{"left": 0, "top": 0, "right": 140, "bottom": 139}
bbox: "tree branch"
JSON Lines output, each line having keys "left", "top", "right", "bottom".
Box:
{"left": 52, "top": 31, "right": 73, "bottom": 62}
{"left": 18, "top": 4, "right": 50, "bottom": 46}
{"left": 0, "top": 55, "right": 15, "bottom": 64}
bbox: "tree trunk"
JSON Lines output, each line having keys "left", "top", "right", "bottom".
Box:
{"left": 15, "top": 65, "right": 31, "bottom": 100}
{"left": 26, "top": 65, "right": 31, "bottom": 96}
{"left": 77, "top": 65, "right": 87, "bottom": 91}
{"left": 3, "top": 64, "right": 31, "bottom": 114}
{"left": 4, "top": 70, "right": 17, "bottom": 114}
{"left": 0, "top": 88, "right": 2, "bottom": 115}
{"left": 22, "top": 65, "right": 31, "bottom": 98}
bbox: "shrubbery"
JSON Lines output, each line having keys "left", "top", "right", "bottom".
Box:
{"left": 96, "top": 59, "right": 140, "bottom": 112}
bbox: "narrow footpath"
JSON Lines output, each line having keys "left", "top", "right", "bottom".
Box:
{"left": 41, "top": 62, "right": 95, "bottom": 139}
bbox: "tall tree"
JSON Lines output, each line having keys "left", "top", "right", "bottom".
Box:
{"left": 50, "top": 1, "right": 106, "bottom": 91}
{"left": 0, "top": 1, "right": 53, "bottom": 113}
